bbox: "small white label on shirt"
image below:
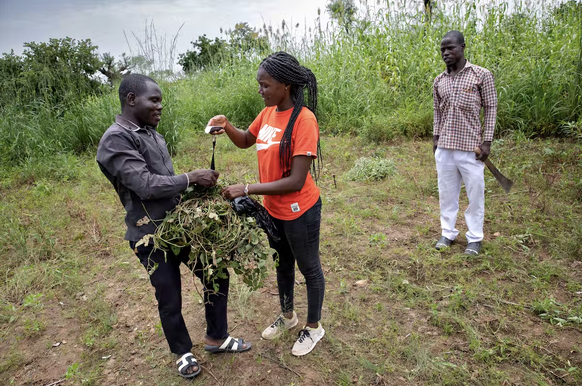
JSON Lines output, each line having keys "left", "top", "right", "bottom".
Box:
{"left": 291, "top": 203, "right": 300, "bottom": 213}
{"left": 306, "top": 151, "right": 312, "bottom": 156}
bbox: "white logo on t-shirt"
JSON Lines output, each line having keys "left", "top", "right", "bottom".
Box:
{"left": 291, "top": 203, "right": 300, "bottom": 213}
{"left": 256, "top": 124, "right": 281, "bottom": 151}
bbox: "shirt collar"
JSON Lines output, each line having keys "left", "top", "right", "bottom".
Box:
{"left": 443, "top": 59, "right": 472, "bottom": 76}
{"left": 115, "top": 115, "right": 144, "bottom": 132}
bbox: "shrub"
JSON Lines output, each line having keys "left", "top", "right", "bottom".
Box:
{"left": 345, "top": 157, "right": 396, "bottom": 181}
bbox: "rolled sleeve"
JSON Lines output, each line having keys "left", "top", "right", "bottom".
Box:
{"left": 97, "top": 132, "right": 188, "bottom": 200}
{"left": 481, "top": 71, "right": 497, "bottom": 142}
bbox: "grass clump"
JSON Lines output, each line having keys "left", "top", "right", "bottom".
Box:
{"left": 532, "top": 298, "right": 582, "bottom": 327}
{"left": 345, "top": 157, "right": 396, "bottom": 181}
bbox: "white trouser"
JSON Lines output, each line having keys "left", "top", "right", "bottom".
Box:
{"left": 435, "top": 148, "right": 485, "bottom": 243}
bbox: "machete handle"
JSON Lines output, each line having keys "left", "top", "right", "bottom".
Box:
{"left": 474, "top": 147, "right": 482, "bottom": 156}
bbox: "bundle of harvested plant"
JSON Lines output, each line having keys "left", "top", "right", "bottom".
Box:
{"left": 145, "top": 185, "right": 272, "bottom": 291}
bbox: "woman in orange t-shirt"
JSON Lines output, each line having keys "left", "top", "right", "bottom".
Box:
{"left": 208, "top": 51, "right": 325, "bottom": 357}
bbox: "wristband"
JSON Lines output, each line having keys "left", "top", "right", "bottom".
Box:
{"left": 244, "top": 184, "right": 249, "bottom": 196}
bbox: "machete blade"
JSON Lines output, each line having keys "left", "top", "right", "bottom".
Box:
{"left": 484, "top": 159, "right": 513, "bottom": 193}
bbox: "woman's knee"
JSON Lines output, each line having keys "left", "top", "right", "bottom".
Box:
{"left": 298, "top": 261, "right": 324, "bottom": 281}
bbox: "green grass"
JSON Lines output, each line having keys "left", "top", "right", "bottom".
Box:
{"left": 1, "top": 133, "right": 581, "bottom": 385}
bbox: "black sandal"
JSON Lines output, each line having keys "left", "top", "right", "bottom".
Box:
{"left": 204, "top": 336, "right": 252, "bottom": 353}
{"left": 176, "top": 353, "right": 201, "bottom": 378}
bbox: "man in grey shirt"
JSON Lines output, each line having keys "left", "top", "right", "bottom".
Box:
{"left": 96, "top": 74, "right": 251, "bottom": 379}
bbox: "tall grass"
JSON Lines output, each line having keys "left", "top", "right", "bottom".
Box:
{"left": 0, "top": 80, "right": 182, "bottom": 184}
{"left": 172, "top": 0, "right": 582, "bottom": 140}
{"left": 237, "top": 0, "right": 581, "bottom": 139}
{"left": 0, "top": 0, "right": 580, "bottom": 176}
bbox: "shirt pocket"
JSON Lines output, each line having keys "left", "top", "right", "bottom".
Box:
{"left": 457, "top": 87, "right": 478, "bottom": 110}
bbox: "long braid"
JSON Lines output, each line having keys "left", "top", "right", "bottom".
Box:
{"left": 260, "top": 52, "right": 322, "bottom": 182}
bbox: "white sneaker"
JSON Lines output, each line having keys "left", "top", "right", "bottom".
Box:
{"left": 261, "top": 311, "right": 298, "bottom": 340}
{"left": 291, "top": 322, "right": 325, "bottom": 356}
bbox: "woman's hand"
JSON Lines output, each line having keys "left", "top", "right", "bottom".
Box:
{"left": 221, "top": 184, "right": 246, "bottom": 200}
{"left": 207, "top": 116, "right": 256, "bottom": 149}
{"left": 207, "top": 115, "right": 228, "bottom": 135}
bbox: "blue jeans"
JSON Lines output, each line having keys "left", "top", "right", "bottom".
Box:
{"left": 268, "top": 197, "right": 325, "bottom": 323}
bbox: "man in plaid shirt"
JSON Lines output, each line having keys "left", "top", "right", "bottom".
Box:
{"left": 433, "top": 30, "right": 498, "bottom": 255}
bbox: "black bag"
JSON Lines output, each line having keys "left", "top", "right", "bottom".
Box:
{"left": 231, "top": 196, "right": 280, "bottom": 242}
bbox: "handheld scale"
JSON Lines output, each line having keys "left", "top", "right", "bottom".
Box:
{"left": 205, "top": 126, "right": 223, "bottom": 170}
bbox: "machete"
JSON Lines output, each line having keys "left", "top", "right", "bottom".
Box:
{"left": 474, "top": 147, "right": 513, "bottom": 193}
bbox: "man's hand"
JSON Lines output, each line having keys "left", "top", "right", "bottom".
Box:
{"left": 476, "top": 141, "right": 491, "bottom": 162}
{"left": 221, "top": 184, "right": 245, "bottom": 200}
{"left": 187, "top": 169, "right": 219, "bottom": 187}
{"left": 433, "top": 135, "right": 439, "bottom": 154}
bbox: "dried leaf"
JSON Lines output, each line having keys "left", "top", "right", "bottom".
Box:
{"left": 136, "top": 234, "right": 153, "bottom": 248}
{"left": 136, "top": 216, "right": 150, "bottom": 227}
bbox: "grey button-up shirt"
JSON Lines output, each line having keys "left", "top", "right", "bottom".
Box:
{"left": 96, "top": 115, "right": 188, "bottom": 241}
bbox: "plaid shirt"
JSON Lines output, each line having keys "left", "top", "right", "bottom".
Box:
{"left": 433, "top": 60, "right": 497, "bottom": 152}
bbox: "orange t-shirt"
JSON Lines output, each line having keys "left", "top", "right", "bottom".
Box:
{"left": 248, "top": 106, "right": 320, "bottom": 221}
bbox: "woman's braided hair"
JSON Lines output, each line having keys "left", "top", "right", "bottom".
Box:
{"left": 259, "top": 51, "right": 322, "bottom": 181}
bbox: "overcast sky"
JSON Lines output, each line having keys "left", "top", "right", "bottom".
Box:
{"left": 0, "top": 0, "right": 331, "bottom": 58}
{"left": 1, "top": 0, "right": 569, "bottom": 60}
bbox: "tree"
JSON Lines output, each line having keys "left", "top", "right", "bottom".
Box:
{"left": 0, "top": 51, "right": 26, "bottom": 107}
{"left": 178, "top": 35, "right": 228, "bottom": 73}
{"left": 226, "top": 22, "right": 269, "bottom": 54}
{"left": 99, "top": 52, "right": 135, "bottom": 85}
{"left": 22, "top": 37, "right": 101, "bottom": 80}
{"left": 0, "top": 37, "right": 103, "bottom": 107}
{"left": 326, "top": 0, "right": 357, "bottom": 33}
{"left": 178, "top": 22, "right": 269, "bottom": 73}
